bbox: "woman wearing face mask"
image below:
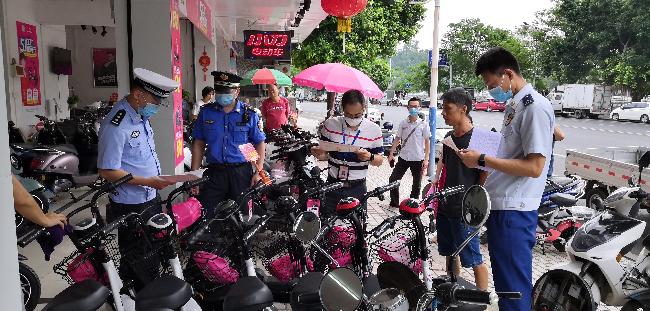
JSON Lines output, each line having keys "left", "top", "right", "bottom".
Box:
{"left": 97, "top": 68, "right": 179, "bottom": 248}
{"left": 191, "top": 71, "right": 266, "bottom": 218}
{"left": 310, "top": 90, "right": 384, "bottom": 215}
{"left": 386, "top": 98, "right": 431, "bottom": 209}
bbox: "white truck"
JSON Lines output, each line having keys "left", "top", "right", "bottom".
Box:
{"left": 565, "top": 146, "right": 650, "bottom": 209}
{"left": 560, "top": 84, "right": 612, "bottom": 119}
{"left": 546, "top": 91, "right": 563, "bottom": 114}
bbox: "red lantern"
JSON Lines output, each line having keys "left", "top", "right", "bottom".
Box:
{"left": 199, "top": 47, "right": 211, "bottom": 81}
{"left": 321, "top": 0, "right": 368, "bottom": 33}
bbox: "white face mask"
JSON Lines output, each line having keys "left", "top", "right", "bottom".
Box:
{"left": 344, "top": 116, "right": 363, "bottom": 127}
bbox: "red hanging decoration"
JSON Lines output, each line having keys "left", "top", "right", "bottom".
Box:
{"left": 199, "top": 47, "right": 211, "bottom": 81}
{"left": 321, "top": 0, "right": 368, "bottom": 33}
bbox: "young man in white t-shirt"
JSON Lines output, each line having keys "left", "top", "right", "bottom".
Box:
{"left": 192, "top": 86, "right": 214, "bottom": 120}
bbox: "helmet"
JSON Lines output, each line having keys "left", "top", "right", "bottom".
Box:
{"left": 399, "top": 198, "right": 425, "bottom": 215}
{"left": 383, "top": 122, "right": 393, "bottom": 130}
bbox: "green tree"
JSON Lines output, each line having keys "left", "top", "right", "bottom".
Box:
{"left": 391, "top": 41, "right": 429, "bottom": 74}
{"left": 292, "top": 0, "right": 427, "bottom": 91}
{"left": 538, "top": 0, "right": 650, "bottom": 99}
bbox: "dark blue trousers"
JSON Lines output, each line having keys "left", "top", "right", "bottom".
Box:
{"left": 486, "top": 209, "right": 537, "bottom": 311}
{"left": 198, "top": 165, "right": 253, "bottom": 217}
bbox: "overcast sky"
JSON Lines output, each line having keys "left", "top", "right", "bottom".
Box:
{"left": 411, "top": 0, "right": 556, "bottom": 49}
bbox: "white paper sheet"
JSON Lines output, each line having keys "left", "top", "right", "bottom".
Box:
{"left": 319, "top": 140, "right": 360, "bottom": 152}
{"left": 468, "top": 127, "right": 502, "bottom": 171}
{"left": 159, "top": 169, "right": 205, "bottom": 183}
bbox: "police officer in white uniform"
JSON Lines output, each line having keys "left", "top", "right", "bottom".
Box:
{"left": 98, "top": 68, "right": 179, "bottom": 247}
{"left": 457, "top": 47, "right": 554, "bottom": 311}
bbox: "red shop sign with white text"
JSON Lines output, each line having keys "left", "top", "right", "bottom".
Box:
{"left": 243, "top": 30, "right": 291, "bottom": 60}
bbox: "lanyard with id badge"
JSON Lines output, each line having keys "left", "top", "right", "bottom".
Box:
{"left": 339, "top": 124, "right": 361, "bottom": 180}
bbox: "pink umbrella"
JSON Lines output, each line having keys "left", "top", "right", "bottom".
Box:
{"left": 292, "top": 63, "right": 383, "bottom": 99}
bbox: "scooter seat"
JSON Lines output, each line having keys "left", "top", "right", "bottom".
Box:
{"left": 134, "top": 275, "right": 192, "bottom": 311}
{"left": 43, "top": 279, "right": 109, "bottom": 311}
{"left": 550, "top": 193, "right": 578, "bottom": 207}
{"left": 538, "top": 206, "right": 556, "bottom": 218}
{"left": 223, "top": 276, "right": 274, "bottom": 311}
{"left": 46, "top": 144, "right": 78, "bottom": 155}
{"left": 544, "top": 176, "right": 575, "bottom": 193}
{"left": 290, "top": 272, "right": 324, "bottom": 311}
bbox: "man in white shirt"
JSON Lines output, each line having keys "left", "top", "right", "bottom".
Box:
{"left": 387, "top": 98, "right": 431, "bottom": 208}
{"left": 311, "top": 90, "right": 384, "bottom": 215}
{"left": 192, "top": 86, "right": 214, "bottom": 121}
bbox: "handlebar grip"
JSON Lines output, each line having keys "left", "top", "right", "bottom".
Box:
{"left": 298, "top": 293, "right": 321, "bottom": 304}
{"left": 244, "top": 214, "right": 272, "bottom": 241}
{"left": 101, "top": 213, "right": 135, "bottom": 236}
{"left": 496, "top": 292, "right": 522, "bottom": 299}
{"left": 180, "top": 176, "right": 209, "bottom": 192}
{"left": 454, "top": 288, "right": 497, "bottom": 305}
{"left": 111, "top": 174, "right": 134, "bottom": 188}
{"left": 320, "top": 182, "right": 344, "bottom": 194}
{"left": 184, "top": 218, "right": 216, "bottom": 245}
{"left": 18, "top": 228, "right": 48, "bottom": 247}
{"left": 373, "top": 221, "right": 392, "bottom": 239}
{"left": 314, "top": 222, "right": 332, "bottom": 242}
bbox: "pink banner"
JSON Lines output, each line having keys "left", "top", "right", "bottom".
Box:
{"left": 16, "top": 22, "right": 40, "bottom": 107}
{"left": 171, "top": 0, "right": 184, "bottom": 167}
{"left": 185, "top": 0, "right": 212, "bottom": 40}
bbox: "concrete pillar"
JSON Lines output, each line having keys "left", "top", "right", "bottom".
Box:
{"left": 129, "top": 0, "right": 183, "bottom": 188}
{"left": 216, "top": 40, "right": 230, "bottom": 72}
{"left": 114, "top": 0, "right": 130, "bottom": 97}
{"left": 0, "top": 21, "right": 23, "bottom": 311}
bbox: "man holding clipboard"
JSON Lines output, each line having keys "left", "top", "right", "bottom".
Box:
{"left": 310, "top": 90, "right": 384, "bottom": 215}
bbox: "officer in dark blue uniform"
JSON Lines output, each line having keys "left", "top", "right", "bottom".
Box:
{"left": 98, "top": 68, "right": 179, "bottom": 246}
{"left": 191, "top": 71, "right": 266, "bottom": 216}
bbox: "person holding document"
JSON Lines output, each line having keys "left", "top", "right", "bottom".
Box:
{"left": 310, "top": 90, "right": 384, "bottom": 215}
{"left": 456, "top": 47, "right": 554, "bottom": 311}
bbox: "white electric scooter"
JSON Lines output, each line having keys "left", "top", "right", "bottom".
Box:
{"left": 532, "top": 151, "right": 650, "bottom": 311}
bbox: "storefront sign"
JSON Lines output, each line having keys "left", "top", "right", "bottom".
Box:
{"left": 243, "top": 30, "right": 291, "bottom": 60}
{"left": 171, "top": 0, "right": 184, "bottom": 167}
{"left": 185, "top": 0, "right": 212, "bottom": 40}
{"left": 16, "top": 22, "right": 40, "bottom": 107}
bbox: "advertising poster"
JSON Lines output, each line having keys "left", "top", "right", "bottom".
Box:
{"left": 171, "top": 0, "right": 184, "bottom": 167}
{"left": 16, "top": 21, "right": 41, "bottom": 107}
{"left": 185, "top": 0, "right": 212, "bottom": 40}
{"left": 92, "top": 48, "right": 118, "bottom": 87}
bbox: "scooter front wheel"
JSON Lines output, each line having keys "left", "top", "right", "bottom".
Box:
{"left": 622, "top": 300, "right": 650, "bottom": 311}
{"left": 20, "top": 262, "right": 41, "bottom": 311}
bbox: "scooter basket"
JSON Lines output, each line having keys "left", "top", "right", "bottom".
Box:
{"left": 118, "top": 238, "right": 168, "bottom": 287}
{"left": 53, "top": 234, "right": 120, "bottom": 286}
{"left": 311, "top": 219, "right": 358, "bottom": 272}
{"left": 368, "top": 220, "right": 423, "bottom": 274}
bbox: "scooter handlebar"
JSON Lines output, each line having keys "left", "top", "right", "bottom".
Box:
{"left": 453, "top": 288, "right": 498, "bottom": 305}
{"left": 423, "top": 185, "right": 465, "bottom": 206}
{"left": 372, "top": 215, "right": 398, "bottom": 239}
{"left": 178, "top": 176, "right": 209, "bottom": 193}
{"left": 101, "top": 212, "right": 139, "bottom": 236}
{"left": 18, "top": 227, "right": 47, "bottom": 248}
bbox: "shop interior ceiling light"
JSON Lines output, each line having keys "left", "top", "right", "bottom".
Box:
{"left": 101, "top": 27, "right": 107, "bottom": 37}
{"left": 92, "top": 26, "right": 97, "bottom": 34}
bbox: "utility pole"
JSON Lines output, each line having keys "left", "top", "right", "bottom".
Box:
{"left": 449, "top": 62, "right": 453, "bottom": 88}
{"left": 427, "top": 0, "right": 440, "bottom": 177}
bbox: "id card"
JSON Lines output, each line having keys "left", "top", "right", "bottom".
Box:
{"left": 338, "top": 165, "right": 350, "bottom": 180}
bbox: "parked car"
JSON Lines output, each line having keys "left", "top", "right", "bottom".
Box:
{"left": 417, "top": 110, "right": 452, "bottom": 162}
{"left": 610, "top": 102, "right": 650, "bottom": 123}
{"left": 472, "top": 99, "right": 506, "bottom": 112}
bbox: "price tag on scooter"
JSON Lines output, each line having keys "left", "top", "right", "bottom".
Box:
{"left": 307, "top": 199, "right": 320, "bottom": 216}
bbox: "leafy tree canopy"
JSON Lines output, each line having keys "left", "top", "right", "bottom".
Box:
{"left": 292, "top": 0, "right": 427, "bottom": 91}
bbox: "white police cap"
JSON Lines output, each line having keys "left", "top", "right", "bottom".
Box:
{"left": 133, "top": 68, "right": 180, "bottom": 107}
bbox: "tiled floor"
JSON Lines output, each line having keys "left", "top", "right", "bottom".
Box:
{"left": 23, "top": 117, "right": 621, "bottom": 310}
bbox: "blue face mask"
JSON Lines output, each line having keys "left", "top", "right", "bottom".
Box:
{"left": 408, "top": 108, "right": 420, "bottom": 117}
{"left": 214, "top": 93, "right": 234, "bottom": 106}
{"left": 488, "top": 75, "right": 513, "bottom": 102}
{"left": 137, "top": 93, "right": 160, "bottom": 117}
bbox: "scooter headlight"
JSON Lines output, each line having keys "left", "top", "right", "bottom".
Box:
{"left": 571, "top": 229, "right": 618, "bottom": 252}
{"left": 604, "top": 189, "right": 626, "bottom": 204}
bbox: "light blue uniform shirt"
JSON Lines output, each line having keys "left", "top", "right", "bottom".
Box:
{"left": 97, "top": 98, "right": 161, "bottom": 204}
{"left": 484, "top": 83, "right": 555, "bottom": 211}
{"left": 192, "top": 100, "right": 266, "bottom": 164}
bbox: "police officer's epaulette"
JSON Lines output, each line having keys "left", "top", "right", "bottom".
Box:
{"left": 242, "top": 104, "right": 256, "bottom": 112}
{"left": 110, "top": 109, "right": 127, "bottom": 126}
{"left": 523, "top": 94, "right": 534, "bottom": 107}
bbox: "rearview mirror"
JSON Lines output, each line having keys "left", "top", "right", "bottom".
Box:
{"left": 294, "top": 211, "right": 320, "bottom": 243}
{"left": 320, "top": 268, "right": 363, "bottom": 311}
{"left": 462, "top": 185, "right": 491, "bottom": 228}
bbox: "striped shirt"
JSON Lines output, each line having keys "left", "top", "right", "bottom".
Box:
{"left": 320, "top": 117, "right": 383, "bottom": 180}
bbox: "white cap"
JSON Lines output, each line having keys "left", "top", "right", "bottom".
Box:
{"left": 133, "top": 68, "right": 180, "bottom": 106}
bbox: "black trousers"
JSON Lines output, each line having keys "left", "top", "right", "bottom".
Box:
{"left": 198, "top": 165, "right": 253, "bottom": 217}
{"left": 108, "top": 195, "right": 162, "bottom": 249}
{"left": 323, "top": 177, "right": 367, "bottom": 216}
{"left": 389, "top": 157, "right": 424, "bottom": 207}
